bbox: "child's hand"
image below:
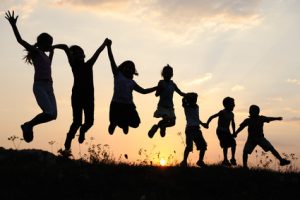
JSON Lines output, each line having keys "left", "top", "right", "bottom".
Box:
{"left": 278, "top": 117, "right": 283, "bottom": 121}
{"left": 5, "top": 10, "right": 18, "bottom": 25}
{"left": 232, "top": 133, "right": 237, "bottom": 138}
{"left": 105, "top": 38, "right": 112, "bottom": 46}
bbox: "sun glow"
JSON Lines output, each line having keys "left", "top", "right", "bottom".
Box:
{"left": 159, "top": 159, "right": 166, "bottom": 166}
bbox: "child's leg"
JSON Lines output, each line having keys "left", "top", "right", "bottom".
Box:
{"left": 158, "top": 116, "right": 175, "bottom": 137}
{"left": 79, "top": 100, "right": 94, "bottom": 143}
{"left": 243, "top": 152, "right": 249, "bottom": 168}
{"left": 230, "top": 141, "right": 237, "bottom": 165}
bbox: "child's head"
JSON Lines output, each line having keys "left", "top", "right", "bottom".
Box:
{"left": 36, "top": 33, "right": 53, "bottom": 52}
{"left": 119, "top": 60, "right": 138, "bottom": 79}
{"left": 182, "top": 92, "right": 198, "bottom": 107}
{"left": 70, "top": 45, "right": 85, "bottom": 63}
{"left": 223, "top": 97, "right": 235, "bottom": 111}
{"left": 161, "top": 64, "right": 173, "bottom": 81}
{"left": 249, "top": 105, "right": 260, "bottom": 117}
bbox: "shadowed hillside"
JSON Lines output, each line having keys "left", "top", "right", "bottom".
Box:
{"left": 0, "top": 147, "right": 299, "bottom": 200}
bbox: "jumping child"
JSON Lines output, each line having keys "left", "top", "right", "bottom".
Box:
{"left": 6, "top": 10, "right": 57, "bottom": 142}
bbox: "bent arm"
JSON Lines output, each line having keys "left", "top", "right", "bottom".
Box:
{"left": 52, "top": 44, "right": 71, "bottom": 62}
{"left": 206, "top": 113, "right": 219, "bottom": 127}
{"left": 174, "top": 84, "right": 186, "bottom": 96}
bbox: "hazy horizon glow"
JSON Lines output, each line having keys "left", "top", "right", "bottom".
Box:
{"left": 1, "top": 0, "right": 300, "bottom": 169}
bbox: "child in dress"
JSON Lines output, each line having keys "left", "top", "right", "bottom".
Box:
{"left": 106, "top": 39, "right": 157, "bottom": 134}
{"left": 148, "top": 65, "right": 186, "bottom": 138}
{"left": 6, "top": 11, "right": 57, "bottom": 142}
{"left": 180, "top": 93, "right": 208, "bottom": 167}
{"left": 234, "top": 105, "right": 290, "bottom": 168}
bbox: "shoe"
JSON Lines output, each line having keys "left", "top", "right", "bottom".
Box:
{"left": 180, "top": 161, "right": 188, "bottom": 167}
{"left": 148, "top": 125, "right": 158, "bottom": 138}
{"left": 160, "top": 127, "right": 166, "bottom": 137}
{"left": 64, "top": 135, "right": 73, "bottom": 150}
{"left": 108, "top": 123, "right": 116, "bottom": 135}
{"left": 280, "top": 158, "right": 291, "bottom": 166}
{"left": 230, "top": 158, "right": 237, "bottom": 166}
{"left": 122, "top": 126, "right": 129, "bottom": 134}
{"left": 78, "top": 131, "right": 85, "bottom": 144}
{"left": 21, "top": 123, "right": 33, "bottom": 143}
{"left": 58, "top": 149, "right": 73, "bottom": 158}
{"left": 196, "top": 160, "right": 206, "bottom": 167}
{"left": 222, "top": 160, "right": 231, "bottom": 167}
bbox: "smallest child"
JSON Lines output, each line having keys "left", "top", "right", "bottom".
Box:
{"left": 180, "top": 93, "right": 208, "bottom": 167}
{"left": 233, "top": 105, "right": 290, "bottom": 169}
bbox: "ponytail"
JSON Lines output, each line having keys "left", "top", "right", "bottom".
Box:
{"left": 23, "top": 43, "right": 37, "bottom": 65}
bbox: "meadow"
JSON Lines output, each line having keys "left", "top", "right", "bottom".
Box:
{"left": 0, "top": 138, "right": 299, "bottom": 200}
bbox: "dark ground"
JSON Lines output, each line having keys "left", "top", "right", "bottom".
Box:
{"left": 0, "top": 147, "right": 299, "bottom": 200}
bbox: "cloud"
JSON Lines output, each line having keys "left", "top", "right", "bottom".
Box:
{"left": 231, "top": 84, "right": 245, "bottom": 92}
{"left": 267, "top": 97, "right": 283, "bottom": 102}
{"left": 52, "top": 0, "right": 263, "bottom": 33}
{"left": 287, "top": 79, "right": 300, "bottom": 85}
{"left": 0, "top": 0, "right": 38, "bottom": 18}
{"left": 284, "top": 117, "right": 300, "bottom": 122}
{"left": 183, "top": 73, "right": 212, "bottom": 86}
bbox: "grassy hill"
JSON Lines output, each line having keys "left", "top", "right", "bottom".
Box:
{"left": 0, "top": 147, "right": 299, "bottom": 200}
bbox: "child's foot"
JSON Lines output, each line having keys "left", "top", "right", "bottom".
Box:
{"left": 196, "top": 160, "right": 206, "bottom": 167}
{"left": 180, "top": 161, "right": 188, "bottom": 167}
{"left": 148, "top": 125, "right": 158, "bottom": 138}
{"left": 230, "top": 158, "right": 237, "bottom": 166}
{"left": 122, "top": 126, "right": 129, "bottom": 134}
{"left": 222, "top": 160, "right": 231, "bottom": 167}
{"left": 160, "top": 127, "right": 166, "bottom": 137}
{"left": 280, "top": 158, "right": 291, "bottom": 166}
{"left": 21, "top": 123, "right": 33, "bottom": 143}
{"left": 78, "top": 131, "right": 85, "bottom": 144}
{"left": 108, "top": 123, "right": 116, "bottom": 135}
{"left": 58, "top": 148, "right": 73, "bottom": 158}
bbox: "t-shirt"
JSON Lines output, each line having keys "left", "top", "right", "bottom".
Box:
{"left": 32, "top": 49, "right": 52, "bottom": 81}
{"left": 239, "top": 115, "right": 271, "bottom": 138}
{"left": 112, "top": 72, "right": 137, "bottom": 104}
{"left": 69, "top": 61, "right": 94, "bottom": 98}
{"left": 217, "top": 109, "right": 234, "bottom": 132}
{"left": 157, "top": 80, "right": 176, "bottom": 108}
{"left": 184, "top": 105, "right": 201, "bottom": 127}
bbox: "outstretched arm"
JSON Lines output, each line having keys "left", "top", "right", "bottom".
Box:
{"left": 174, "top": 84, "right": 186, "bottom": 97}
{"left": 266, "top": 116, "right": 283, "bottom": 122}
{"left": 5, "top": 10, "right": 34, "bottom": 52}
{"left": 87, "top": 38, "right": 108, "bottom": 67}
{"left": 134, "top": 84, "right": 157, "bottom": 94}
{"left": 52, "top": 44, "right": 72, "bottom": 63}
{"left": 106, "top": 39, "right": 118, "bottom": 75}
{"left": 206, "top": 112, "right": 219, "bottom": 128}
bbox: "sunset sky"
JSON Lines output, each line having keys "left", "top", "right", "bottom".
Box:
{"left": 1, "top": 0, "right": 300, "bottom": 169}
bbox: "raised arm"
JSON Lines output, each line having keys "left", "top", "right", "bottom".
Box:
{"left": 52, "top": 44, "right": 72, "bottom": 63}
{"left": 86, "top": 38, "right": 108, "bottom": 67}
{"left": 106, "top": 39, "right": 118, "bottom": 75}
{"left": 134, "top": 84, "right": 157, "bottom": 94}
{"left": 5, "top": 11, "right": 34, "bottom": 52}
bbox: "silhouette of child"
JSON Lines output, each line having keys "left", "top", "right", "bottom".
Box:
{"left": 233, "top": 105, "right": 290, "bottom": 168}
{"left": 52, "top": 39, "right": 109, "bottom": 150}
{"left": 5, "top": 11, "right": 57, "bottom": 143}
{"left": 148, "top": 65, "right": 186, "bottom": 138}
{"left": 106, "top": 39, "right": 157, "bottom": 135}
{"left": 206, "top": 97, "right": 237, "bottom": 166}
{"left": 180, "top": 93, "right": 208, "bottom": 167}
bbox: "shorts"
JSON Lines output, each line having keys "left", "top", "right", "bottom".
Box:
{"left": 185, "top": 126, "right": 207, "bottom": 152}
{"left": 243, "top": 137, "right": 275, "bottom": 154}
{"left": 216, "top": 129, "right": 236, "bottom": 149}
{"left": 109, "top": 101, "right": 140, "bottom": 128}
{"left": 33, "top": 81, "right": 57, "bottom": 118}
{"left": 153, "top": 105, "right": 176, "bottom": 119}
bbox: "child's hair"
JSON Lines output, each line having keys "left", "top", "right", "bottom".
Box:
{"left": 222, "top": 97, "right": 234, "bottom": 108}
{"left": 23, "top": 32, "right": 53, "bottom": 65}
{"left": 249, "top": 105, "right": 260, "bottom": 117}
{"left": 119, "top": 60, "right": 138, "bottom": 75}
{"left": 161, "top": 64, "right": 173, "bottom": 77}
{"left": 69, "top": 45, "right": 85, "bottom": 57}
{"left": 182, "top": 92, "right": 198, "bottom": 107}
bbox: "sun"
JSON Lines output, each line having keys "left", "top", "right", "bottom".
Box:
{"left": 159, "top": 158, "right": 166, "bottom": 166}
